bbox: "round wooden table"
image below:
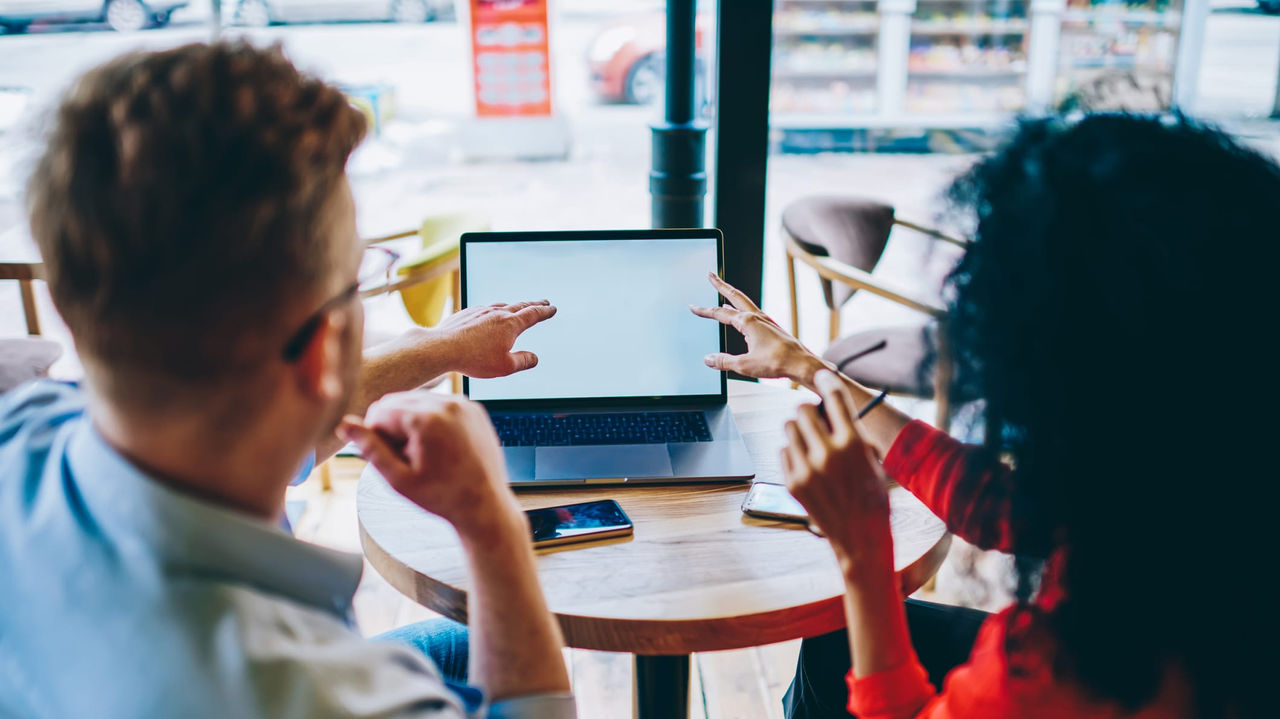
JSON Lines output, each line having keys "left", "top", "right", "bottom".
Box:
{"left": 358, "top": 380, "right": 950, "bottom": 718}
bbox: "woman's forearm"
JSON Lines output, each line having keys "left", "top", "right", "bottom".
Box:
{"left": 841, "top": 551, "right": 915, "bottom": 679}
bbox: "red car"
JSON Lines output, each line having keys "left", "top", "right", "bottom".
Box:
{"left": 587, "top": 12, "right": 709, "bottom": 105}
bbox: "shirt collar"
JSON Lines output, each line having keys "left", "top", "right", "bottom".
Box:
{"left": 65, "top": 419, "right": 363, "bottom": 616}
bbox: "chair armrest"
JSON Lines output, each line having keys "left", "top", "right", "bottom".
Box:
{"left": 785, "top": 234, "right": 946, "bottom": 318}
{"left": 893, "top": 219, "right": 969, "bottom": 249}
{"left": 0, "top": 262, "right": 45, "bottom": 281}
{"left": 360, "top": 252, "right": 459, "bottom": 299}
{"left": 363, "top": 229, "right": 419, "bottom": 246}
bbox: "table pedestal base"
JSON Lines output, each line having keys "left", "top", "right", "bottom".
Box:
{"left": 633, "top": 654, "right": 690, "bottom": 719}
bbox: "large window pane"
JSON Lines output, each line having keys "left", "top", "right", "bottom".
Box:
{"left": 2, "top": 1, "right": 719, "bottom": 345}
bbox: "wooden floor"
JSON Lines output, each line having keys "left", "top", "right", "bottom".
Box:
{"left": 291, "top": 457, "right": 1006, "bottom": 719}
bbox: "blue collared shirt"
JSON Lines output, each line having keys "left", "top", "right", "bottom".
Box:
{"left": 0, "top": 380, "right": 575, "bottom": 719}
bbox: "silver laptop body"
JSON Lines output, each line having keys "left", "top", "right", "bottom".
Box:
{"left": 461, "top": 228, "right": 756, "bottom": 488}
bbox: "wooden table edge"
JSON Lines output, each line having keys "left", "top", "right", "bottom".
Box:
{"left": 359, "top": 517, "right": 952, "bottom": 654}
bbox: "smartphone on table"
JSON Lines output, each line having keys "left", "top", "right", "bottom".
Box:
{"left": 741, "top": 482, "right": 809, "bottom": 524}
{"left": 526, "top": 499, "right": 634, "bottom": 548}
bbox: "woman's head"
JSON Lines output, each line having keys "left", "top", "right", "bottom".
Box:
{"left": 945, "top": 114, "right": 1277, "bottom": 716}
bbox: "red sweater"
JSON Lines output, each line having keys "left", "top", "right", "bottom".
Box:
{"left": 849, "top": 420, "right": 1189, "bottom": 719}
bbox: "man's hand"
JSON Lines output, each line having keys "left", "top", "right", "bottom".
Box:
{"left": 339, "top": 392, "right": 525, "bottom": 542}
{"left": 342, "top": 393, "right": 574, "bottom": 702}
{"left": 781, "top": 370, "right": 894, "bottom": 578}
{"left": 315, "top": 301, "right": 555, "bottom": 462}
{"left": 435, "top": 300, "right": 557, "bottom": 379}
{"left": 690, "top": 274, "right": 827, "bottom": 386}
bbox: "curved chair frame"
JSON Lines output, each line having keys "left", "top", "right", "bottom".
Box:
{"left": 782, "top": 220, "right": 968, "bottom": 431}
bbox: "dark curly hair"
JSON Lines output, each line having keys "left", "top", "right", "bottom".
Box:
{"left": 27, "top": 42, "right": 366, "bottom": 399}
{"left": 944, "top": 115, "right": 1276, "bottom": 717}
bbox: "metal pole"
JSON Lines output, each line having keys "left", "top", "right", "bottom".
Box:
{"left": 1171, "top": 0, "right": 1209, "bottom": 114}
{"left": 633, "top": 654, "right": 690, "bottom": 718}
{"left": 713, "top": 0, "right": 772, "bottom": 363}
{"left": 1273, "top": 45, "right": 1280, "bottom": 119}
{"left": 665, "top": 1, "right": 695, "bottom": 125}
{"left": 650, "top": 0, "right": 707, "bottom": 229}
{"left": 210, "top": 0, "right": 222, "bottom": 40}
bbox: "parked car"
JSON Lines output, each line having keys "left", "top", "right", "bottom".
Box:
{"left": 0, "top": 0, "right": 187, "bottom": 33}
{"left": 226, "top": 0, "right": 450, "bottom": 26}
{"left": 586, "top": 12, "right": 709, "bottom": 106}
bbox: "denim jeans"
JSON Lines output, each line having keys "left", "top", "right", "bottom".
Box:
{"left": 782, "top": 599, "right": 990, "bottom": 719}
{"left": 375, "top": 617, "right": 476, "bottom": 709}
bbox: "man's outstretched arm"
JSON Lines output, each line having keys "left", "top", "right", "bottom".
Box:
{"left": 314, "top": 301, "right": 556, "bottom": 461}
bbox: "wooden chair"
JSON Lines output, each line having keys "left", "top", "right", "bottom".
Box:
{"left": 782, "top": 196, "right": 968, "bottom": 431}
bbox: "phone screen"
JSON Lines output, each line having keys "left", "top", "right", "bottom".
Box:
{"left": 526, "top": 500, "right": 632, "bottom": 543}
{"left": 743, "top": 483, "right": 809, "bottom": 521}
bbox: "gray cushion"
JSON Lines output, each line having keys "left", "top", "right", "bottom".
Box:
{"left": 0, "top": 337, "right": 62, "bottom": 393}
{"left": 822, "top": 325, "right": 938, "bottom": 399}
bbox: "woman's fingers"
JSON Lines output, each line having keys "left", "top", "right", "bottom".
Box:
{"left": 703, "top": 352, "right": 745, "bottom": 373}
{"left": 708, "top": 273, "right": 762, "bottom": 312}
{"left": 794, "top": 404, "right": 830, "bottom": 461}
{"left": 784, "top": 418, "right": 808, "bottom": 458}
{"left": 780, "top": 445, "right": 809, "bottom": 503}
{"left": 814, "top": 369, "right": 858, "bottom": 440}
{"left": 779, "top": 446, "right": 796, "bottom": 479}
{"left": 689, "top": 304, "right": 745, "bottom": 332}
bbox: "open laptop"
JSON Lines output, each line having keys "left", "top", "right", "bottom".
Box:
{"left": 461, "top": 228, "right": 756, "bottom": 487}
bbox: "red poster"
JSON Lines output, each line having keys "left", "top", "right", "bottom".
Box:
{"left": 470, "top": 0, "right": 553, "bottom": 118}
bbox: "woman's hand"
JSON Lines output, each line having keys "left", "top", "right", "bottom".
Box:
{"left": 782, "top": 369, "right": 894, "bottom": 577}
{"left": 690, "top": 274, "right": 827, "bottom": 386}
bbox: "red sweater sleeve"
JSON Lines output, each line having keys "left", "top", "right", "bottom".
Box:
{"left": 849, "top": 605, "right": 1126, "bottom": 719}
{"left": 847, "top": 657, "right": 936, "bottom": 719}
{"left": 881, "top": 420, "right": 1016, "bottom": 553}
{"left": 849, "top": 609, "right": 1038, "bottom": 719}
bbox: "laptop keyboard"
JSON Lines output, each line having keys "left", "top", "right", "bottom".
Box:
{"left": 491, "top": 411, "right": 713, "bottom": 447}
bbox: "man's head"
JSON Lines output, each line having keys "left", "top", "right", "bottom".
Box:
{"left": 28, "top": 42, "right": 367, "bottom": 436}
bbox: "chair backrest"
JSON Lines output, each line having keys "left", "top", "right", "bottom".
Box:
{"left": 781, "top": 196, "right": 895, "bottom": 310}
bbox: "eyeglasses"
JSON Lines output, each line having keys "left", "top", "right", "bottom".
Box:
{"left": 281, "top": 245, "right": 400, "bottom": 362}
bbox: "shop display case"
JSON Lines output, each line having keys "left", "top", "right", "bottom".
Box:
{"left": 905, "top": 0, "right": 1030, "bottom": 114}
{"left": 769, "top": 0, "right": 1204, "bottom": 134}
{"left": 1056, "top": 0, "right": 1182, "bottom": 105}
{"left": 772, "top": 0, "right": 880, "bottom": 116}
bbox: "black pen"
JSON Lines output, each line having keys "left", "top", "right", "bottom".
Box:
{"left": 817, "top": 340, "right": 889, "bottom": 423}
{"left": 855, "top": 389, "right": 889, "bottom": 420}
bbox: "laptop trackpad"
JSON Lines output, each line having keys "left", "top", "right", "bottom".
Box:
{"left": 534, "top": 445, "right": 674, "bottom": 481}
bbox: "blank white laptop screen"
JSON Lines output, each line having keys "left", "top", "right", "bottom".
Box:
{"left": 465, "top": 237, "right": 721, "bottom": 401}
